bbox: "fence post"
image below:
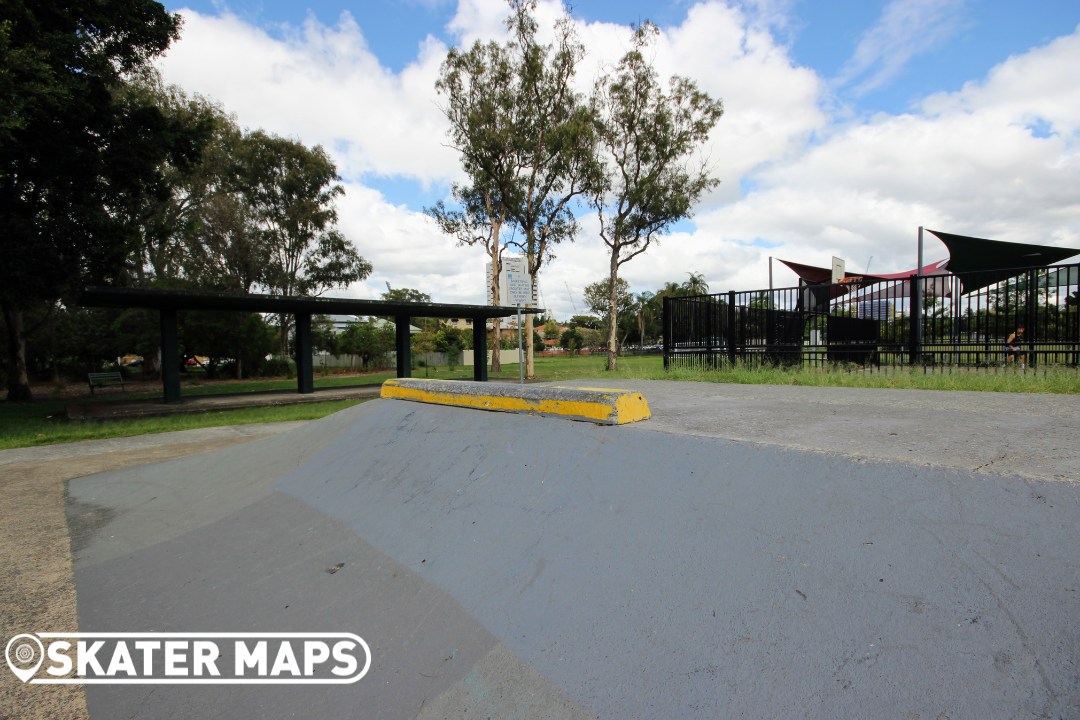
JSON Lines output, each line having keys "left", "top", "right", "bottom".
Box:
{"left": 909, "top": 273, "right": 922, "bottom": 365}
{"left": 662, "top": 296, "right": 671, "bottom": 370}
{"left": 727, "top": 291, "right": 737, "bottom": 364}
{"left": 1027, "top": 268, "right": 1038, "bottom": 367}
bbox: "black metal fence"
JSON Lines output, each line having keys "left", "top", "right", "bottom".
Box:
{"left": 664, "top": 263, "right": 1080, "bottom": 371}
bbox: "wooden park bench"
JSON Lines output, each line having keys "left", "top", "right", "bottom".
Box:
{"left": 87, "top": 371, "right": 126, "bottom": 395}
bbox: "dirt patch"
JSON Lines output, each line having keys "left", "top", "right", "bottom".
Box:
{"left": 0, "top": 436, "right": 267, "bottom": 720}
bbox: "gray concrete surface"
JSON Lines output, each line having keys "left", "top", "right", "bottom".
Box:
{"left": 553, "top": 379, "right": 1080, "bottom": 483}
{"left": 61, "top": 383, "right": 1080, "bottom": 719}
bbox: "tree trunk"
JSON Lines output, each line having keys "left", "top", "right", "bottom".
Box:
{"left": 607, "top": 257, "right": 619, "bottom": 371}
{"left": 278, "top": 313, "right": 290, "bottom": 359}
{"left": 489, "top": 244, "right": 502, "bottom": 374}
{"left": 525, "top": 275, "right": 537, "bottom": 379}
{"left": 2, "top": 302, "right": 32, "bottom": 401}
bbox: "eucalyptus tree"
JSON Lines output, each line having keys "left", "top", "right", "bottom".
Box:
{"left": 236, "top": 131, "right": 372, "bottom": 356}
{"left": 588, "top": 23, "right": 723, "bottom": 370}
{"left": 499, "top": 1, "right": 598, "bottom": 378}
{"left": 432, "top": 0, "right": 596, "bottom": 378}
{"left": 635, "top": 290, "right": 656, "bottom": 345}
{"left": 426, "top": 184, "right": 511, "bottom": 372}
{"left": 584, "top": 277, "right": 634, "bottom": 349}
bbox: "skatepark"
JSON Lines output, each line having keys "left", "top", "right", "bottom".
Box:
{"left": 3, "top": 379, "right": 1079, "bottom": 718}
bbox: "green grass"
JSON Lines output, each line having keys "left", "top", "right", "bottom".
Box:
{"left": 72, "top": 353, "right": 1080, "bottom": 399}
{"left": 651, "top": 363, "right": 1080, "bottom": 393}
{"left": 2, "top": 353, "right": 1076, "bottom": 451}
{"left": 408, "top": 353, "right": 662, "bottom": 382}
{"left": 106, "top": 352, "right": 1079, "bottom": 396}
{"left": 0, "top": 398, "right": 367, "bottom": 451}
{"left": 491, "top": 353, "right": 1080, "bottom": 393}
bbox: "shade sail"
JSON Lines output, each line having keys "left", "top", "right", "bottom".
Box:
{"left": 778, "top": 231, "right": 1079, "bottom": 301}
{"left": 777, "top": 257, "right": 953, "bottom": 301}
{"left": 926, "top": 230, "right": 1080, "bottom": 293}
{"left": 776, "top": 259, "right": 888, "bottom": 300}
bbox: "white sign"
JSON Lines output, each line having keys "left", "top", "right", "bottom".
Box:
{"left": 485, "top": 256, "right": 536, "bottom": 307}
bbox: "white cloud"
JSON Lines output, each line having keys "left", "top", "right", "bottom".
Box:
{"left": 156, "top": 2, "right": 1080, "bottom": 321}
{"left": 446, "top": 0, "right": 513, "bottom": 43}
{"left": 335, "top": 182, "right": 488, "bottom": 303}
{"left": 731, "top": 24, "right": 1080, "bottom": 284}
{"left": 921, "top": 24, "right": 1080, "bottom": 133}
{"left": 835, "top": 0, "right": 967, "bottom": 96}
{"left": 160, "top": 9, "right": 459, "bottom": 184}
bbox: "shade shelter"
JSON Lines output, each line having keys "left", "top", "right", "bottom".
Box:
{"left": 80, "top": 287, "right": 541, "bottom": 403}
{"left": 667, "top": 230, "right": 1080, "bottom": 371}
{"left": 778, "top": 230, "right": 1080, "bottom": 300}
{"left": 927, "top": 230, "right": 1080, "bottom": 293}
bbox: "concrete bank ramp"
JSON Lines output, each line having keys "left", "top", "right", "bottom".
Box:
{"left": 68, "top": 398, "right": 1080, "bottom": 719}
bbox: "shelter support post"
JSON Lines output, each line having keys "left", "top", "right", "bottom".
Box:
{"left": 395, "top": 314, "right": 412, "bottom": 379}
{"left": 472, "top": 320, "right": 488, "bottom": 381}
{"left": 160, "top": 308, "right": 181, "bottom": 404}
{"left": 294, "top": 312, "right": 314, "bottom": 394}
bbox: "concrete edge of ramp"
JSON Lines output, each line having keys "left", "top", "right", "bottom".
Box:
{"left": 380, "top": 378, "right": 651, "bottom": 425}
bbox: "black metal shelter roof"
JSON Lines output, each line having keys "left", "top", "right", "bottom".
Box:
{"left": 80, "top": 287, "right": 542, "bottom": 318}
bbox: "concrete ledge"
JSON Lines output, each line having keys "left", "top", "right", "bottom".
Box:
{"left": 380, "top": 379, "right": 651, "bottom": 425}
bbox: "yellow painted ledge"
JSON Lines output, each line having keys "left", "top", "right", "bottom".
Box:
{"left": 380, "top": 379, "right": 651, "bottom": 425}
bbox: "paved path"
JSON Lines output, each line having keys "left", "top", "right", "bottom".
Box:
{"left": 549, "top": 379, "right": 1080, "bottom": 483}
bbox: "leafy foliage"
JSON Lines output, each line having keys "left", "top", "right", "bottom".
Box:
{"left": 0, "top": 0, "right": 184, "bottom": 399}
{"left": 588, "top": 23, "right": 723, "bottom": 370}
{"left": 431, "top": 0, "right": 595, "bottom": 376}
{"left": 339, "top": 320, "right": 396, "bottom": 370}
{"left": 559, "top": 326, "right": 583, "bottom": 354}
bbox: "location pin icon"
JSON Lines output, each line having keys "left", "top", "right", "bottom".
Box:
{"left": 5, "top": 634, "right": 45, "bottom": 683}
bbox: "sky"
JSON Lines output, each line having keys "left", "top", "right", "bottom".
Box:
{"left": 157, "top": 0, "right": 1080, "bottom": 320}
